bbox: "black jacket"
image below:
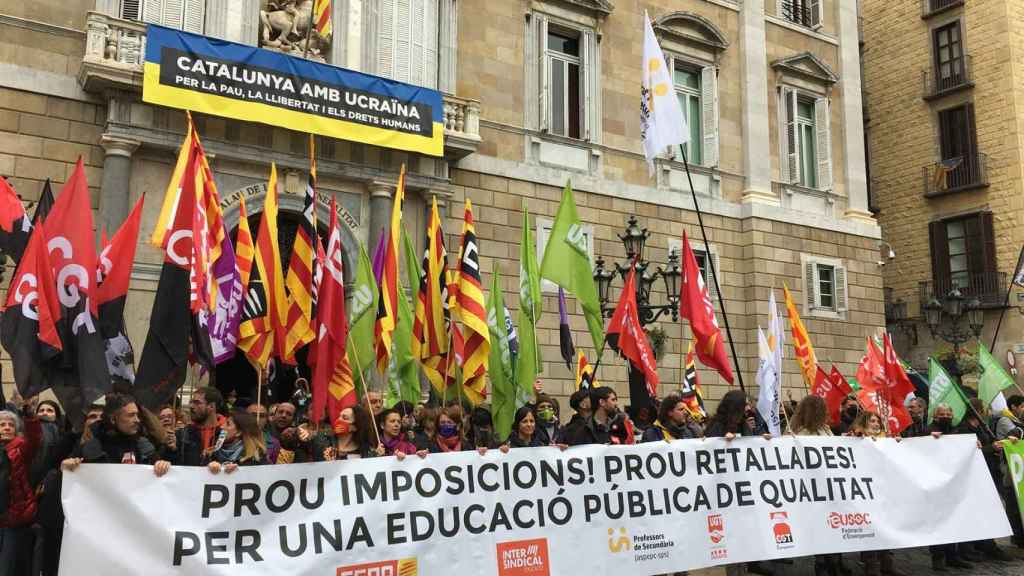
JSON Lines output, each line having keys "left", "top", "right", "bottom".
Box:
{"left": 172, "top": 424, "right": 219, "bottom": 466}
{"left": 507, "top": 433, "right": 545, "bottom": 448}
{"left": 562, "top": 417, "right": 611, "bottom": 446}
{"left": 903, "top": 419, "right": 930, "bottom": 438}
{"left": 641, "top": 420, "right": 701, "bottom": 443}
{"left": 535, "top": 421, "right": 561, "bottom": 446}
{"left": 957, "top": 418, "right": 999, "bottom": 483}
{"left": 703, "top": 418, "right": 754, "bottom": 438}
{"left": 76, "top": 423, "right": 157, "bottom": 465}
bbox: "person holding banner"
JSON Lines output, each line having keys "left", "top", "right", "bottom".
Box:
{"left": 379, "top": 408, "right": 422, "bottom": 459}
{"left": 204, "top": 411, "right": 269, "bottom": 473}
{"left": 61, "top": 394, "right": 170, "bottom": 475}
{"left": 847, "top": 411, "right": 905, "bottom": 576}
{"left": 704, "top": 390, "right": 758, "bottom": 439}
{"left": 533, "top": 394, "right": 561, "bottom": 446}
{"left": 928, "top": 404, "right": 977, "bottom": 570}
{"left": 315, "top": 406, "right": 377, "bottom": 461}
{"left": 641, "top": 393, "right": 701, "bottom": 442}
{"left": 175, "top": 387, "right": 226, "bottom": 466}
{"left": 563, "top": 387, "right": 620, "bottom": 446}
{"left": 506, "top": 406, "right": 544, "bottom": 449}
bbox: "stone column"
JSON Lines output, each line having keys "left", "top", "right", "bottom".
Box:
{"left": 739, "top": 0, "right": 776, "bottom": 205}
{"left": 838, "top": 1, "right": 875, "bottom": 224}
{"left": 98, "top": 134, "right": 141, "bottom": 233}
{"left": 367, "top": 181, "right": 394, "bottom": 251}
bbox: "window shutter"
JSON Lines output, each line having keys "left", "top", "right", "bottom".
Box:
{"left": 810, "top": 0, "right": 822, "bottom": 28}
{"left": 783, "top": 87, "right": 800, "bottom": 184}
{"left": 121, "top": 0, "right": 141, "bottom": 20}
{"left": 182, "top": 0, "right": 204, "bottom": 34}
{"left": 395, "top": 0, "right": 412, "bottom": 83}
{"left": 928, "top": 220, "right": 951, "bottom": 287}
{"left": 979, "top": 212, "right": 997, "bottom": 274}
{"left": 161, "top": 0, "right": 184, "bottom": 30}
{"left": 779, "top": 87, "right": 790, "bottom": 182}
{"left": 815, "top": 97, "right": 832, "bottom": 190}
{"left": 142, "top": 0, "right": 163, "bottom": 24}
{"left": 410, "top": 0, "right": 425, "bottom": 86}
{"left": 422, "top": 0, "right": 439, "bottom": 89}
{"left": 835, "top": 265, "right": 848, "bottom": 312}
{"left": 701, "top": 66, "right": 719, "bottom": 167}
{"left": 805, "top": 260, "right": 817, "bottom": 311}
{"left": 537, "top": 15, "right": 550, "bottom": 132}
{"left": 581, "top": 29, "right": 594, "bottom": 141}
{"left": 377, "top": 0, "right": 396, "bottom": 78}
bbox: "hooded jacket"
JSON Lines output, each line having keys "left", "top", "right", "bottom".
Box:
{"left": 1, "top": 416, "right": 42, "bottom": 528}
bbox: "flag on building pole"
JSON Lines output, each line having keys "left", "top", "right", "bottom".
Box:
{"left": 640, "top": 10, "right": 688, "bottom": 173}
{"left": 606, "top": 263, "right": 659, "bottom": 395}
{"left": 539, "top": 181, "right": 604, "bottom": 356}
{"left": 679, "top": 231, "right": 733, "bottom": 383}
{"left": 455, "top": 199, "right": 490, "bottom": 404}
{"left": 979, "top": 342, "right": 1016, "bottom": 409}
{"left": 756, "top": 327, "right": 781, "bottom": 436}
{"left": 681, "top": 342, "right": 706, "bottom": 418}
{"left": 413, "top": 197, "right": 452, "bottom": 394}
{"left": 375, "top": 165, "right": 405, "bottom": 374}
{"left": 928, "top": 357, "right": 968, "bottom": 426}
{"left": 517, "top": 201, "right": 543, "bottom": 399}
{"left": 283, "top": 135, "right": 319, "bottom": 363}
{"left": 576, "top": 351, "right": 597, "bottom": 391}
{"left": 313, "top": 0, "right": 332, "bottom": 37}
{"left": 784, "top": 283, "right": 817, "bottom": 389}
{"left": 557, "top": 287, "right": 576, "bottom": 370}
{"left": 487, "top": 268, "right": 516, "bottom": 440}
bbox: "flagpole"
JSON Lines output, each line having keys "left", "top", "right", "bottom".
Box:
{"left": 348, "top": 338, "right": 381, "bottom": 445}
{"left": 989, "top": 245, "right": 1024, "bottom": 350}
{"left": 302, "top": 2, "right": 317, "bottom": 60}
{"left": 679, "top": 147, "right": 745, "bottom": 393}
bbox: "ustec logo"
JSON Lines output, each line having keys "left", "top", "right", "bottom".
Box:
{"left": 336, "top": 558, "right": 417, "bottom": 576}
{"left": 828, "top": 512, "right": 872, "bottom": 530}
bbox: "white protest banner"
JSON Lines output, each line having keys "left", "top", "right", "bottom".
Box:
{"left": 60, "top": 435, "right": 1010, "bottom": 576}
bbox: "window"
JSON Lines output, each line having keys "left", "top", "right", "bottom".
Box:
{"left": 535, "top": 14, "right": 596, "bottom": 141}
{"left": 674, "top": 67, "right": 702, "bottom": 166}
{"left": 375, "top": 0, "right": 439, "bottom": 89}
{"left": 780, "top": 86, "right": 832, "bottom": 190}
{"left": 802, "top": 255, "right": 847, "bottom": 316}
{"left": 132, "top": 0, "right": 205, "bottom": 34}
{"left": 933, "top": 103, "right": 981, "bottom": 191}
{"left": 933, "top": 22, "right": 965, "bottom": 91}
{"left": 928, "top": 212, "right": 997, "bottom": 298}
{"left": 779, "top": 0, "right": 821, "bottom": 29}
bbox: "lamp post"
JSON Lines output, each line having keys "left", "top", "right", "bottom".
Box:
{"left": 923, "top": 288, "right": 985, "bottom": 379}
{"left": 592, "top": 216, "right": 681, "bottom": 420}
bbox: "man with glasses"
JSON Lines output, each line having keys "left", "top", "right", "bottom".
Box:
{"left": 172, "top": 387, "right": 224, "bottom": 466}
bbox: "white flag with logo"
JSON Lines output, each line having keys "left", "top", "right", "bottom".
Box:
{"left": 641, "top": 10, "right": 688, "bottom": 173}
{"left": 756, "top": 326, "right": 781, "bottom": 436}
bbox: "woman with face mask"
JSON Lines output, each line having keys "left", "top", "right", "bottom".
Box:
{"left": 533, "top": 394, "right": 561, "bottom": 445}
{"left": 430, "top": 407, "right": 467, "bottom": 453}
{"left": 317, "top": 405, "right": 376, "bottom": 461}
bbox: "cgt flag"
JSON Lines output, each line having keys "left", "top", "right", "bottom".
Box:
{"left": 606, "top": 263, "right": 659, "bottom": 395}
{"left": 0, "top": 176, "right": 30, "bottom": 264}
{"left": 679, "top": 231, "right": 733, "bottom": 383}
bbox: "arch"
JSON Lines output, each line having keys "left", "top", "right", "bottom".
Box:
{"left": 653, "top": 11, "right": 730, "bottom": 50}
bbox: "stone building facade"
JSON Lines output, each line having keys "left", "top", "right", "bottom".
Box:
{"left": 0, "top": 0, "right": 882, "bottom": 411}
{"left": 863, "top": 0, "right": 1024, "bottom": 376}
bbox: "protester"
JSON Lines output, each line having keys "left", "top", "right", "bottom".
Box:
{"left": 379, "top": 408, "right": 422, "bottom": 459}
{"left": 507, "top": 406, "right": 544, "bottom": 448}
{"left": 996, "top": 395, "right": 1024, "bottom": 547}
{"left": 846, "top": 409, "right": 903, "bottom": 576}
{"left": 430, "top": 406, "right": 467, "bottom": 453}
{"left": 62, "top": 394, "right": 171, "bottom": 475}
{"left": 956, "top": 398, "right": 1012, "bottom": 561}
{"left": 174, "top": 387, "right": 225, "bottom": 466}
{"left": 836, "top": 395, "right": 860, "bottom": 434}
{"left": 0, "top": 409, "right": 42, "bottom": 576}
{"left": 204, "top": 411, "right": 268, "bottom": 473}
{"left": 533, "top": 394, "right": 561, "bottom": 445}
{"left": 269, "top": 401, "right": 297, "bottom": 440}
{"left": 393, "top": 400, "right": 419, "bottom": 445}
{"left": 903, "top": 397, "right": 928, "bottom": 437}
{"left": 246, "top": 401, "right": 281, "bottom": 464}
{"left": 315, "top": 405, "right": 379, "bottom": 460}
{"left": 365, "top": 390, "right": 384, "bottom": 418}
{"left": 157, "top": 404, "right": 177, "bottom": 433}
{"left": 926, "top": 404, "right": 975, "bottom": 570}
{"left": 642, "top": 393, "right": 701, "bottom": 442}
{"left": 413, "top": 406, "right": 438, "bottom": 451}
{"left": 563, "top": 387, "right": 620, "bottom": 446}
{"left": 560, "top": 388, "right": 592, "bottom": 443}
{"left": 704, "top": 390, "right": 756, "bottom": 439}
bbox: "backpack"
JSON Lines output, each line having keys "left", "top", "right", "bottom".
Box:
{"left": 0, "top": 445, "right": 10, "bottom": 517}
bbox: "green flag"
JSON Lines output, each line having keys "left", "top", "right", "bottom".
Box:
{"left": 539, "top": 181, "right": 604, "bottom": 356}
{"left": 1002, "top": 440, "right": 1024, "bottom": 527}
{"left": 928, "top": 357, "right": 968, "bottom": 426}
{"left": 487, "top": 269, "right": 516, "bottom": 440}
{"left": 385, "top": 231, "right": 423, "bottom": 408}
{"left": 347, "top": 242, "right": 379, "bottom": 394}
{"left": 516, "top": 202, "right": 542, "bottom": 400}
{"left": 978, "top": 343, "right": 1015, "bottom": 408}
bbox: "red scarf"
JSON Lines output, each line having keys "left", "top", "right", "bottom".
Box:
{"left": 436, "top": 435, "right": 462, "bottom": 452}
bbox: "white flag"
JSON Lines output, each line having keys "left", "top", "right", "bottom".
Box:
{"left": 756, "top": 327, "right": 781, "bottom": 436}
{"left": 641, "top": 10, "right": 688, "bottom": 173}
{"left": 768, "top": 289, "right": 785, "bottom": 384}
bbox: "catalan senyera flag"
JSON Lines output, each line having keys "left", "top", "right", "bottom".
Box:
{"left": 313, "top": 0, "right": 332, "bottom": 37}
{"left": 413, "top": 196, "right": 451, "bottom": 393}
{"left": 455, "top": 199, "right": 490, "bottom": 404}
{"left": 282, "top": 135, "right": 319, "bottom": 363}
{"left": 238, "top": 164, "right": 288, "bottom": 369}
{"left": 784, "top": 283, "right": 817, "bottom": 389}
{"left": 375, "top": 165, "right": 405, "bottom": 374}
{"left": 235, "top": 196, "right": 255, "bottom": 295}
{"left": 576, "top": 351, "right": 596, "bottom": 391}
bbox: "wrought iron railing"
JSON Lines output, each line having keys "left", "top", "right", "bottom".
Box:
{"left": 919, "top": 271, "right": 1007, "bottom": 308}
{"left": 922, "top": 54, "right": 973, "bottom": 98}
{"left": 922, "top": 152, "right": 988, "bottom": 195}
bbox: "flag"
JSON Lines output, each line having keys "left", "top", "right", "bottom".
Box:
{"left": 606, "top": 264, "right": 659, "bottom": 395}
{"left": 558, "top": 287, "right": 576, "bottom": 370}
{"left": 43, "top": 158, "right": 110, "bottom": 417}
{"left": 151, "top": 116, "right": 194, "bottom": 248}
{"left": 311, "top": 197, "right": 356, "bottom": 424}
{"left": 768, "top": 289, "right": 784, "bottom": 386}
{"left": 283, "top": 135, "right": 319, "bottom": 362}
{"left": 854, "top": 336, "right": 912, "bottom": 434}
{"left": 375, "top": 166, "right": 405, "bottom": 374}
{"left": 95, "top": 195, "right": 145, "bottom": 388}
{"left": 882, "top": 333, "right": 916, "bottom": 400}
{"left": 455, "top": 200, "right": 490, "bottom": 404}
{"left": 31, "top": 179, "right": 54, "bottom": 226}
{"left": 1013, "top": 246, "right": 1024, "bottom": 289}
{"left": 235, "top": 196, "right": 256, "bottom": 315}
{"left": 932, "top": 157, "right": 962, "bottom": 191}
{"left": 928, "top": 357, "right": 968, "bottom": 426}
{"left": 313, "top": 0, "right": 331, "bottom": 36}
{"left": 681, "top": 342, "right": 706, "bottom": 418}
{"left": 784, "top": 283, "right": 817, "bottom": 389}
{"left": 487, "top": 268, "right": 516, "bottom": 440}
{"left": 237, "top": 164, "right": 288, "bottom": 370}
{"left": 576, "top": 350, "right": 597, "bottom": 391}
{"left": 413, "top": 197, "right": 452, "bottom": 393}
{"left": 640, "top": 10, "right": 689, "bottom": 173}
{"left": 517, "top": 202, "right": 543, "bottom": 400}
{"left": 539, "top": 181, "right": 604, "bottom": 355}
{"left": 0, "top": 176, "right": 30, "bottom": 264}
{"left": 348, "top": 242, "right": 379, "bottom": 381}
{"left": 206, "top": 220, "right": 241, "bottom": 364}
{"left": 1, "top": 221, "right": 62, "bottom": 399}
{"left": 679, "top": 231, "right": 733, "bottom": 383}
{"left": 811, "top": 365, "right": 852, "bottom": 427}
{"left": 384, "top": 229, "right": 422, "bottom": 407}
{"left": 1002, "top": 441, "right": 1024, "bottom": 526}
{"left": 756, "top": 327, "right": 781, "bottom": 435}
{"left": 978, "top": 342, "right": 1016, "bottom": 409}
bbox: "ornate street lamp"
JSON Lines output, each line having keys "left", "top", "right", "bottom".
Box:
{"left": 924, "top": 289, "right": 984, "bottom": 355}
{"left": 594, "top": 216, "right": 679, "bottom": 325}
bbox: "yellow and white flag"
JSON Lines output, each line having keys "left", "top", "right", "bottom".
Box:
{"left": 641, "top": 10, "right": 688, "bottom": 173}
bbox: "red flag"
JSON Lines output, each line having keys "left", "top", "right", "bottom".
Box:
{"left": 606, "top": 264, "right": 659, "bottom": 394}
{"left": 0, "top": 177, "right": 25, "bottom": 234}
{"left": 679, "top": 231, "right": 733, "bottom": 383}
{"left": 811, "top": 365, "right": 851, "bottom": 426}
{"left": 96, "top": 196, "right": 144, "bottom": 308}
{"left": 883, "top": 334, "right": 916, "bottom": 399}
{"left": 45, "top": 158, "right": 99, "bottom": 314}
{"left": 855, "top": 336, "right": 912, "bottom": 434}
{"left": 311, "top": 197, "right": 356, "bottom": 423}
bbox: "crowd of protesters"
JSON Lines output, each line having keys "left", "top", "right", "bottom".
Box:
{"left": 1, "top": 379, "right": 1023, "bottom": 576}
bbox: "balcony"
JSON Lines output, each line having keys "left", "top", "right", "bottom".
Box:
{"left": 922, "top": 153, "right": 988, "bottom": 197}
{"left": 922, "top": 55, "right": 974, "bottom": 100}
{"left": 79, "top": 11, "right": 480, "bottom": 159}
{"left": 922, "top": 0, "right": 964, "bottom": 19}
{"left": 779, "top": 1, "right": 815, "bottom": 28}
{"left": 919, "top": 271, "right": 1007, "bottom": 309}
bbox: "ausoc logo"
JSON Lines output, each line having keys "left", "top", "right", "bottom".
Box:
{"left": 607, "top": 528, "right": 631, "bottom": 553}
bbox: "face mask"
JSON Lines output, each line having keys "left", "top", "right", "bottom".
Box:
{"left": 845, "top": 406, "right": 858, "bottom": 417}
{"left": 333, "top": 420, "right": 352, "bottom": 436}
{"left": 537, "top": 407, "right": 555, "bottom": 423}
{"left": 439, "top": 422, "right": 459, "bottom": 438}
{"left": 935, "top": 418, "right": 953, "bottom": 430}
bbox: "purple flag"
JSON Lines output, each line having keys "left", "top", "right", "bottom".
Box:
{"left": 558, "top": 287, "right": 575, "bottom": 370}
{"left": 371, "top": 227, "right": 387, "bottom": 283}
{"left": 208, "top": 232, "right": 242, "bottom": 364}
